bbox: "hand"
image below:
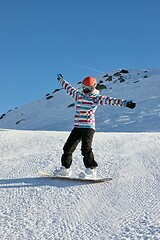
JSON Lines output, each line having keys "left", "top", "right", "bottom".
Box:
{"left": 57, "top": 73, "right": 64, "bottom": 81}
{"left": 126, "top": 100, "right": 136, "bottom": 109}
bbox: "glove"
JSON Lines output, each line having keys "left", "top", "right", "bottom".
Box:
{"left": 126, "top": 100, "right": 136, "bottom": 109}
{"left": 57, "top": 73, "right": 64, "bottom": 81}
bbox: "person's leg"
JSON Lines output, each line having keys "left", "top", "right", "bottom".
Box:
{"left": 81, "top": 128, "right": 98, "bottom": 168}
{"left": 61, "top": 128, "right": 81, "bottom": 168}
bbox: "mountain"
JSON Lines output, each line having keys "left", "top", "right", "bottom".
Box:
{"left": 0, "top": 68, "right": 160, "bottom": 132}
{"left": 1, "top": 69, "right": 160, "bottom": 239}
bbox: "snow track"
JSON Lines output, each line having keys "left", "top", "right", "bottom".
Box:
{"left": 0, "top": 130, "right": 160, "bottom": 239}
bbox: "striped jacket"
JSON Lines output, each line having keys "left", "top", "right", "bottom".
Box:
{"left": 60, "top": 78, "right": 127, "bottom": 130}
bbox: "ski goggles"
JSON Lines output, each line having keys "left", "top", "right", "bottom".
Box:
{"left": 82, "top": 84, "right": 95, "bottom": 92}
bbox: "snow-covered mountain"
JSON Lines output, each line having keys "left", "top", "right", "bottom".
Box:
{"left": 1, "top": 69, "right": 160, "bottom": 239}
{"left": 0, "top": 68, "right": 160, "bottom": 132}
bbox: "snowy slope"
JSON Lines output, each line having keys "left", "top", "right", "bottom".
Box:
{"left": 0, "top": 130, "right": 160, "bottom": 239}
{"left": 0, "top": 69, "right": 160, "bottom": 132}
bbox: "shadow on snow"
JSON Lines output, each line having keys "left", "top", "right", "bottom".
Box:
{"left": 0, "top": 176, "right": 96, "bottom": 189}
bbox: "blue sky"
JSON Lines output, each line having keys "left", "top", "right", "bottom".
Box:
{"left": 0, "top": 0, "right": 160, "bottom": 115}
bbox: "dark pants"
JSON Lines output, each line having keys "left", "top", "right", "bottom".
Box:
{"left": 61, "top": 127, "right": 98, "bottom": 169}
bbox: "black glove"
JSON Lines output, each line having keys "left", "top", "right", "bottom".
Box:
{"left": 57, "top": 73, "right": 64, "bottom": 81}
{"left": 126, "top": 101, "right": 136, "bottom": 109}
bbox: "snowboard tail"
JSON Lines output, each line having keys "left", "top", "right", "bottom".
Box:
{"left": 38, "top": 171, "right": 112, "bottom": 183}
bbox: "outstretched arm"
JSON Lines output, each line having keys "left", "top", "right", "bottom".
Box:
{"left": 97, "top": 95, "right": 136, "bottom": 109}
{"left": 57, "top": 74, "right": 78, "bottom": 101}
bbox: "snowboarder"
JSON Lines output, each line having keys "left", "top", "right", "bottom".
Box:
{"left": 53, "top": 73, "right": 136, "bottom": 178}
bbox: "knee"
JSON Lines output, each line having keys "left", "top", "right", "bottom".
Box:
{"left": 63, "top": 141, "right": 78, "bottom": 155}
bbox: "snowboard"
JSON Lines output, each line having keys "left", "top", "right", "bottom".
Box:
{"left": 38, "top": 171, "right": 112, "bottom": 183}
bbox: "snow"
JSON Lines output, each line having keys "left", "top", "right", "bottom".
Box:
{"left": 0, "top": 130, "right": 160, "bottom": 239}
{"left": 0, "top": 68, "right": 160, "bottom": 239}
{"left": 0, "top": 69, "right": 160, "bottom": 132}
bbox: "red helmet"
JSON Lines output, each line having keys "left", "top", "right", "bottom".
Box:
{"left": 82, "top": 76, "right": 97, "bottom": 87}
